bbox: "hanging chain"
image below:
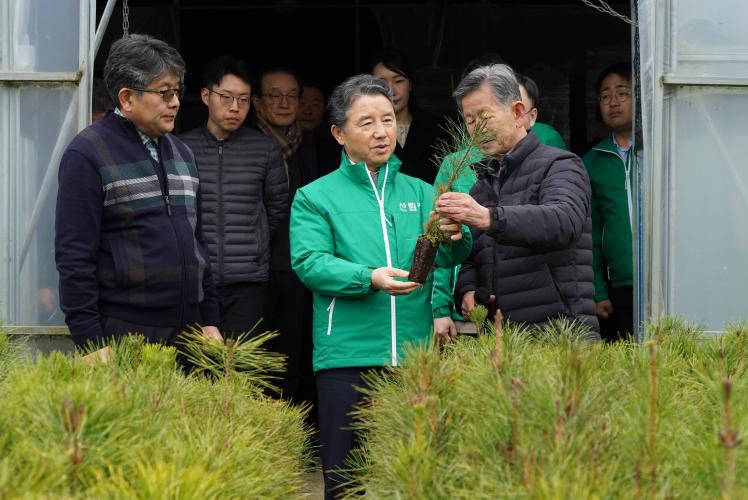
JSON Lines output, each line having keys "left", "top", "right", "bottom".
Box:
{"left": 122, "top": 0, "right": 130, "bottom": 37}
{"left": 580, "top": 0, "right": 634, "bottom": 25}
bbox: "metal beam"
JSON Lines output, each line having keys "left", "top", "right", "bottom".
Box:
{"left": 95, "top": 0, "right": 118, "bottom": 58}
{"left": 662, "top": 74, "right": 748, "bottom": 87}
{"left": 0, "top": 72, "right": 81, "bottom": 82}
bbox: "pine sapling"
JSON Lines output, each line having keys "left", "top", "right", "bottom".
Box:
{"left": 719, "top": 378, "right": 742, "bottom": 499}
{"left": 647, "top": 340, "right": 658, "bottom": 499}
{"left": 62, "top": 398, "right": 88, "bottom": 484}
{"left": 490, "top": 309, "right": 505, "bottom": 371}
{"left": 466, "top": 304, "right": 488, "bottom": 336}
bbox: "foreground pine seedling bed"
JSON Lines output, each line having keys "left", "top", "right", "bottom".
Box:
{"left": 0, "top": 330, "right": 311, "bottom": 498}
{"left": 348, "top": 318, "right": 748, "bottom": 499}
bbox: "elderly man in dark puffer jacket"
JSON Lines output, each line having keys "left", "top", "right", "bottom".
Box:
{"left": 436, "top": 64, "right": 599, "bottom": 337}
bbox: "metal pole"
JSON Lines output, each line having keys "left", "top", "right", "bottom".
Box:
{"left": 95, "top": 0, "right": 118, "bottom": 58}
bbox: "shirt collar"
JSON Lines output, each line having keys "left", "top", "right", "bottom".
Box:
{"left": 114, "top": 107, "right": 158, "bottom": 146}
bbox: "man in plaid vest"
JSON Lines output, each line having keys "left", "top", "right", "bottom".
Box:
{"left": 55, "top": 34, "right": 221, "bottom": 349}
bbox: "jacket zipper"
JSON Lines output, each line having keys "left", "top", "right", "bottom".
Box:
{"left": 156, "top": 143, "right": 186, "bottom": 327}
{"left": 365, "top": 163, "right": 398, "bottom": 366}
{"left": 217, "top": 144, "right": 225, "bottom": 283}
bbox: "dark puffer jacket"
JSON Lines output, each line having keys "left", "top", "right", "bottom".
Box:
{"left": 456, "top": 132, "right": 600, "bottom": 336}
{"left": 180, "top": 125, "right": 288, "bottom": 285}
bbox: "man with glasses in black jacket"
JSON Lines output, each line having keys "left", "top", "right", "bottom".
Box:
{"left": 181, "top": 56, "right": 288, "bottom": 338}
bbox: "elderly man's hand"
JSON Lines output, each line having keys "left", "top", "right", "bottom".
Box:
{"left": 434, "top": 317, "right": 458, "bottom": 343}
{"left": 202, "top": 325, "right": 223, "bottom": 343}
{"left": 429, "top": 211, "right": 463, "bottom": 241}
{"left": 436, "top": 192, "right": 491, "bottom": 230}
{"left": 371, "top": 267, "right": 420, "bottom": 296}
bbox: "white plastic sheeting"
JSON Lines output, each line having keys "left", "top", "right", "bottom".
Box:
{"left": 637, "top": 0, "right": 748, "bottom": 331}
{"left": 0, "top": 0, "right": 93, "bottom": 326}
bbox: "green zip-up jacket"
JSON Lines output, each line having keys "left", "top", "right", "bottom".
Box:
{"left": 290, "top": 152, "right": 472, "bottom": 372}
{"left": 532, "top": 122, "right": 568, "bottom": 151}
{"left": 431, "top": 146, "right": 482, "bottom": 320}
{"left": 582, "top": 134, "right": 633, "bottom": 302}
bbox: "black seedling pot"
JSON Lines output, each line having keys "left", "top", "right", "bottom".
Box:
{"left": 408, "top": 235, "right": 439, "bottom": 283}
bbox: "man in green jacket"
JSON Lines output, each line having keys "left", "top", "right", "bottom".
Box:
{"left": 582, "top": 62, "right": 634, "bottom": 340}
{"left": 290, "top": 74, "right": 470, "bottom": 499}
{"left": 517, "top": 73, "right": 567, "bottom": 150}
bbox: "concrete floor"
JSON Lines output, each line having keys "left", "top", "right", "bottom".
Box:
{"left": 301, "top": 469, "right": 325, "bottom": 499}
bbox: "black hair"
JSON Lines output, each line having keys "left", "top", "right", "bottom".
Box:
{"left": 92, "top": 77, "right": 114, "bottom": 114}
{"left": 104, "top": 34, "right": 185, "bottom": 106}
{"left": 369, "top": 47, "right": 415, "bottom": 84}
{"left": 300, "top": 78, "right": 329, "bottom": 100}
{"left": 328, "top": 74, "right": 392, "bottom": 129}
{"left": 254, "top": 65, "right": 302, "bottom": 96}
{"left": 596, "top": 61, "right": 632, "bottom": 92}
{"left": 515, "top": 73, "right": 539, "bottom": 108}
{"left": 201, "top": 55, "right": 252, "bottom": 89}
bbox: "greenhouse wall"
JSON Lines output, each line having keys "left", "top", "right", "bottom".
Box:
{"left": 0, "top": 0, "right": 94, "bottom": 329}
{"left": 1, "top": 0, "right": 746, "bottom": 335}
{"left": 638, "top": 0, "right": 748, "bottom": 332}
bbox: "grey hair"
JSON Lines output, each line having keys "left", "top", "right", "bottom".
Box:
{"left": 452, "top": 64, "right": 521, "bottom": 111}
{"left": 327, "top": 74, "right": 393, "bottom": 129}
{"left": 104, "top": 34, "right": 186, "bottom": 106}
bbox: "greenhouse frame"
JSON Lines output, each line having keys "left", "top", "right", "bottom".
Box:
{"left": 1, "top": 0, "right": 746, "bottom": 341}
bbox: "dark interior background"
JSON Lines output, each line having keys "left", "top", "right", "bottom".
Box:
{"left": 95, "top": 0, "right": 631, "bottom": 156}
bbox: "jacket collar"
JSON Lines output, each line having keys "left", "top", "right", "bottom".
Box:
{"left": 592, "top": 133, "right": 618, "bottom": 154}
{"left": 105, "top": 112, "right": 172, "bottom": 160}
{"left": 199, "top": 123, "right": 238, "bottom": 145}
{"left": 476, "top": 130, "right": 540, "bottom": 178}
{"left": 337, "top": 150, "right": 402, "bottom": 185}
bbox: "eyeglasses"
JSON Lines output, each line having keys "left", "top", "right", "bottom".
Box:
{"left": 260, "top": 92, "right": 299, "bottom": 104}
{"left": 600, "top": 89, "right": 632, "bottom": 105}
{"left": 130, "top": 85, "right": 185, "bottom": 102}
{"left": 208, "top": 89, "right": 250, "bottom": 108}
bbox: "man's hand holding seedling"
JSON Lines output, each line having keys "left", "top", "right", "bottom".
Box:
{"left": 371, "top": 267, "right": 420, "bottom": 295}
{"left": 435, "top": 192, "right": 491, "bottom": 231}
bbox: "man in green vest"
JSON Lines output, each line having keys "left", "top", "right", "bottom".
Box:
{"left": 582, "top": 62, "right": 634, "bottom": 341}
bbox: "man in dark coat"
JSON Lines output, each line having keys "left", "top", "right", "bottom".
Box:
{"left": 180, "top": 56, "right": 288, "bottom": 338}
{"left": 250, "top": 66, "right": 318, "bottom": 401}
{"left": 436, "top": 64, "right": 599, "bottom": 337}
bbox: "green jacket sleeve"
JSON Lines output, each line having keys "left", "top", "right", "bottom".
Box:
{"left": 430, "top": 149, "right": 479, "bottom": 319}
{"left": 432, "top": 265, "right": 460, "bottom": 319}
{"left": 290, "top": 189, "right": 375, "bottom": 298}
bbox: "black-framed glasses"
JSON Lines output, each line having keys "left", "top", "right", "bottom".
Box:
{"left": 260, "top": 92, "right": 299, "bottom": 104}
{"left": 208, "top": 89, "right": 250, "bottom": 108}
{"left": 600, "top": 89, "right": 631, "bottom": 105}
{"left": 131, "top": 85, "right": 185, "bottom": 102}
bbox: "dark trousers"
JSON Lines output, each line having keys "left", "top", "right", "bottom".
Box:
{"left": 599, "top": 285, "right": 634, "bottom": 341}
{"left": 96, "top": 314, "right": 199, "bottom": 371}
{"left": 217, "top": 282, "right": 268, "bottom": 338}
{"left": 317, "top": 367, "right": 377, "bottom": 500}
{"left": 264, "top": 270, "right": 311, "bottom": 401}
